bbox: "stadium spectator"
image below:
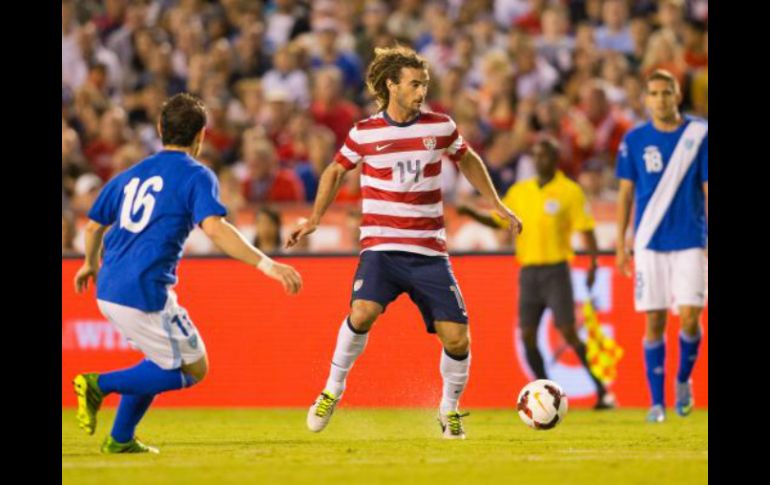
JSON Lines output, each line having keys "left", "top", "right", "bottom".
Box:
{"left": 309, "top": 68, "right": 361, "bottom": 150}
{"left": 77, "top": 22, "right": 124, "bottom": 95}
{"left": 535, "top": 6, "right": 575, "bottom": 76}
{"left": 217, "top": 167, "right": 246, "bottom": 221}
{"left": 295, "top": 126, "right": 336, "bottom": 202}
{"left": 264, "top": 0, "right": 310, "bottom": 53}
{"left": 386, "top": 0, "right": 424, "bottom": 42}
{"left": 62, "top": 0, "right": 84, "bottom": 91}
{"left": 230, "top": 22, "right": 272, "bottom": 83}
{"left": 594, "top": 0, "right": 634, "bottom": 54}
{"left": 84, "top": 107, "right": 130, "bottom": 181}
{"left": 418, "top": 14, "right": 455, "bottom": 79}
{"left": 513, "top": 0, "right": 547, "bottom": 35}
{"left": 239, "top": 137, "right": 305, "bottom": 203}
{"left": 355, "top": 1, "right": 392, "bottom": 69}
{"left": 261, "top": 43, "right": 310, "bottom": 108}
{"left": 229, "top": 78, "right": 266, "bottom": 128}
{"left": 309, "top": 19, "right": 365, "bottom": 96}
{"left": 60, "top": 0, "right": 707, "bottom": 255}
{"left": 203, "top": 96, "right": 237, "bottom": 162}
{"left": 641, "top": 30, "right": 687, "bottom": 88}
{"left": 71, "top": 173, "right": 104, "bottom": 214}
{"left": 565, "top": 80, "right": 632, "bottom": 197}
{"left": 682, "top": 20, "right": 708, "bottom": 70}
{"left": 253, "top": 206, "right": 283, "bottom": 255}
{"left": 62, "top": 122, "right": 90, "bottom": 202}
{"left": 512, "top": 35, "right": 559, "bottom": 100}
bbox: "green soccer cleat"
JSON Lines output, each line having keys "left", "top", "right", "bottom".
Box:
{"left": 101, "top": 436, "right": 160, "bottom": 454}
{"left": 307, "top": 391, "right": 339, "bottom": 432}
{"left": 73, "top": 373, "right": 104, "bottom": 435}
{"left": 675, "top": 380, "right": 694, "bottom": 417}
{"left": 438, "top": 410, "right": 470, "bottom": 440}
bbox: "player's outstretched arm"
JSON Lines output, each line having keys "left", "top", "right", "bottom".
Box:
{"left": 201, "top": 216, "right": 302, "bottom": 295}
{"left": 615, "top": 179, "right": 635, "bottom": 277}
{"left": 286, "top": 162, "right": 348, "bottom": 248}
{"left": 457, "top": 148, "right": 523, "bottom": 234}
{"left": 456, "top": 203, "right": 504, "bottom": 229}
{"left": 74, "top": 220, "right": 109, "bottom": 294}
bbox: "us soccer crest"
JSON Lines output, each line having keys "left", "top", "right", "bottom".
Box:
{"left": 353, "top": 279, "right": 364, "bottom": 292}
{"left": 422, "top": 136, "right": 437, "bottom": 150}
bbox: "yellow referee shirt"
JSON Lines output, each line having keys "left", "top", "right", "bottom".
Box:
{"left": 492, "top": 171, "right": 595, "bottom": 266}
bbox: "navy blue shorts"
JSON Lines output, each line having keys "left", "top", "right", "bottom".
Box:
{"left": 349, "top": 251, "right": 469, "bottom": 333}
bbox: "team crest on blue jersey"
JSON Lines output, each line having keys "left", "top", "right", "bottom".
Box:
{"left": 684, "top": 139, "right": 694, "bottom": 150}
{"left": 423, "top": 136, "right": 437, "bottom": 150}
{"left": 353, "top": 279, "right": 364, "bottom": 292}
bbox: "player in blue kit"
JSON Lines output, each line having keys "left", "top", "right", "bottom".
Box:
{"left": 615, "top": 70, "right": 708, "bottom": 423}
{"left": 72, "top": 94, "right": 303, "bottom": 453}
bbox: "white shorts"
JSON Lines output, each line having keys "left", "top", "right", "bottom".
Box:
{"left": 97, "top": 290, "right": 207, "bottom": 370}
{"left": 634, "top": 248, "right": 707, "bottom": 312}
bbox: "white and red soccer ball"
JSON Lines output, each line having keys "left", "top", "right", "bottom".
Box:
{"left": 517, "top": 379, "right": 568, "bottom": 430}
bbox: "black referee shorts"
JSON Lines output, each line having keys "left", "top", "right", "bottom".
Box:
{"left": 519, "top": 262, "right": 576, "bottom": 329}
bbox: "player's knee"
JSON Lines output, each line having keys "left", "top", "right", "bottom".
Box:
{"left": 443, "top": 334, "right": 470, "bottom": 355}
{"left": 182, "top": 356, "right": 209, "bottom": 385}
{"left": 645, "top": 312, "right": 666, "bottom": 341}
{"left": 349, "top": 302, "right": 382, "bottom": 332}
{"left": 680, "top": 312, "right": 701, "bottom": 337}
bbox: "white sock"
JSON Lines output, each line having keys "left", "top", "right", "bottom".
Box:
{"left": 439, "top": 349, "right": 470, "bottom": 413}
{"left": 324, "top": 317, "right": 369, "bottom": 397}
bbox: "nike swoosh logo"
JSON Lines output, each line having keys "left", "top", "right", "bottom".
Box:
{"left": 375, "top": 143, "right": 393, "bottom": 151}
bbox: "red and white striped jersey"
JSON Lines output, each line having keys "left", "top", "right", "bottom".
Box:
{"left": 333, "top": 110, "right": 468, "bottom": 257}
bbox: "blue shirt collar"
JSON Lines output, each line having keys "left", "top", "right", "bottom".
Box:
{"left": 382, "top": 110, "right": 421, "bottom": 127}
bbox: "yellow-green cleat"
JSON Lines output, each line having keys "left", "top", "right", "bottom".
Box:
{"left": 307, "top": 391, "right": 339, "bottom": 432}
{"left": 73, "top": 373, "right": 104, "bottom": 435}
{"left": 438, "top": 410, "right": 470, "bottom": 440}
{"left": 101, "top": 436, "right": 159, "bottom": 454}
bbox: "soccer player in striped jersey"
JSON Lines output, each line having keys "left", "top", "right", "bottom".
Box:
{"left": 286, "top": 46, "right": 523, "bottom": 439}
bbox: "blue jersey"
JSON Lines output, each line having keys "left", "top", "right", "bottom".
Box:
{"left": 88, "top": 150, "right": 227, "bottom": 312}
{"left": 616, "top": 116, "right": 708, "bottom": 251}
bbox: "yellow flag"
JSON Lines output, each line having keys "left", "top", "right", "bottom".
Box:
{"left": 583, "top": 300, "right": 624, "bottom": 385}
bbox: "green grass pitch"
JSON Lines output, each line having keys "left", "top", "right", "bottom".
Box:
{"left": 62, "top": 408, "right": 707, "bottom": 485}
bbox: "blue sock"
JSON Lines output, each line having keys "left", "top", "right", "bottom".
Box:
{"left": 643, "top": 339, "right": 665, "bottom": 407}
{"left": 111, "top": 394, "right": 155, "bottom": 443}
{"left": 677, "top": 330, "right": 701, "bottom": 384}
{"left": 97, "top": 359, "right": 197, "bottom": 396}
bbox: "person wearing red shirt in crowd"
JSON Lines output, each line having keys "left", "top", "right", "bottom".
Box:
{"left": 563, "top": 80, "right": 631, "bottom": 196}
{"left": 84, "top": 107, "right": 129, "bottom": 181}
{"left": 513, "top": 0, "right": 547, "bottom": 35}
{"left": 310, "top": 67, "right": 361, "bottom": 150}
{"left": 682, "top": 20, "right": 707, "bottom": 70}
{"left": 203, "top": 97, "right": 237, "bottom": 157}
{"left": 263, "top": 88, "right": 295, "bottom": 150}
{"left": 241, "top": 137, "right": 305, "bottom": 203}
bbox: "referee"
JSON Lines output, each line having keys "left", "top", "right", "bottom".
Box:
{"left": 459, "top": 137, "right": 616, "bottom": 409}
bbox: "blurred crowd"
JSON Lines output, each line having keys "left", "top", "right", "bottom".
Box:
{"left": 62, "top": 0, "right": 708, "bottom": 256}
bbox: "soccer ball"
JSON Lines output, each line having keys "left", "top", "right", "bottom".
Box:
{"left": 516, "top": 379, "right": 568, "bottom": 430}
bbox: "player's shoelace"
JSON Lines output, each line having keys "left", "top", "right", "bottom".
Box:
{"left": 446, "top": 412, "right": 470, "bottom": 435}
{"left": 315, "top": 393, "right": 336, "bottom": 418}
